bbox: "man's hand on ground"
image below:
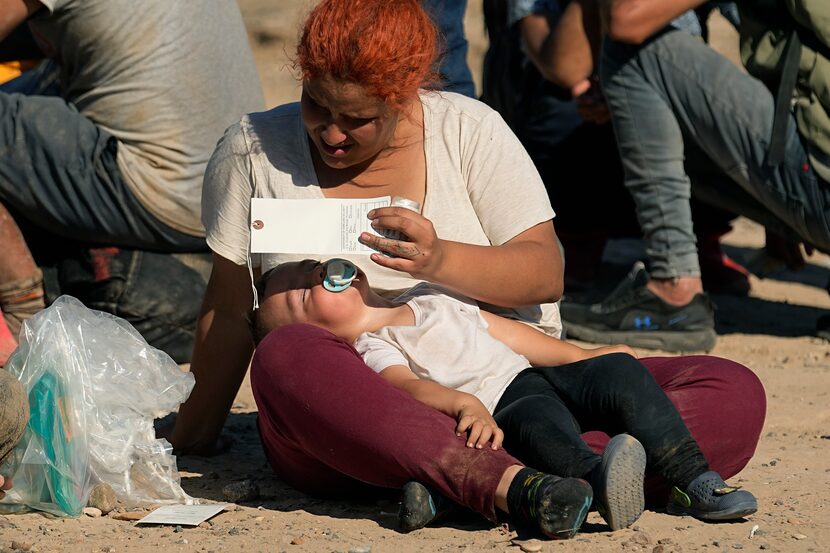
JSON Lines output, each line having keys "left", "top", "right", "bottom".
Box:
{"left": 155, "top": 415, "right": 234, "bottom": 457}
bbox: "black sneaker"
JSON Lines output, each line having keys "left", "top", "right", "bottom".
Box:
{"left": 667, "top": 471, "right": 757, "bottom": 521}
{"left": 561, "top": 262, "right": 716, "bottom": 352}
{"left": 398, "top": 481, "right": 457, "bottom": 532}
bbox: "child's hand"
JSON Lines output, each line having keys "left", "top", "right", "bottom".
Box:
{"left": 455, "top": 401, "right": 504, "bottom": 450}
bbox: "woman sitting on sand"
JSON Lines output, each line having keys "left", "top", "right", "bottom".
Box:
{"left": 168, "top": 0, "right": 765, "bottom": 538}
{"left": 249, "top": 258, "right": 758, "bottom": 534}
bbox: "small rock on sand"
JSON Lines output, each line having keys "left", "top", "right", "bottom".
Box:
{"left": 82, "top": 507, "right": 102, "bottom": 518}
{"left": 87, "top": 483, "right": 118, "bottom": 514}
{"left": 111, "top": 512, "right": 145, "bottom": 522}
{"left": 222, "top": 479, "right": 260, "bottom": 503}
{"left": 510, "top": 538, "right": 542, "bottom": 552}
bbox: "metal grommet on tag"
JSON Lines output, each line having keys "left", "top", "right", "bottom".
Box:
{"left": 252, "top": 220, "right": 264, "bottom": 230}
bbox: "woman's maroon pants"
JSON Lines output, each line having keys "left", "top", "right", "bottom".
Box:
{"left": 251, "top": 324, "right": 765, "bottom": 520}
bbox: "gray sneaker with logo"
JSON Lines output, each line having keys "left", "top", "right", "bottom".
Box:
{"left": 561, "top": 262, "right": 716, "bottom": 352}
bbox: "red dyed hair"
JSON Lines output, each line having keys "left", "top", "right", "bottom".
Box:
{"left": 296, "top": 0, "right": 439, "bottom": 110}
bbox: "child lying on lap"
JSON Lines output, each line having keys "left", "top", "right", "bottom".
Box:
{"left": 251, "top": 259, "right": 757, "bottom": 533}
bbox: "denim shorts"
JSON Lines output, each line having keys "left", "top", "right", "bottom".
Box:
{"left": 0, "top": 64, "right": 206, "bottom": 252}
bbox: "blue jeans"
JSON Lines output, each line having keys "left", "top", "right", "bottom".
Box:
{"left": 600, "top": 29, "right": 830, "bottom": 279}
{"left": 1, "top": 62, "right": 208, "bottom": 362}
{"left": 422, "top": 0, "right": 475, "bottom": 97}
{"left": 0, "top": 61, "right": 206, "bottom": 252}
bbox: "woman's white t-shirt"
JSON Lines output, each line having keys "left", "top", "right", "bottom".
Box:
{"left": 201, "top": 91, "right": 562, "bottom": 336}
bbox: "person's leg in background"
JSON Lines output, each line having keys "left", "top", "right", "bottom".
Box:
{"left": 0, "top": 203, "right": 43, "bottom": 362}
{"left": 688, "top": 163, "right": 751, "bottom": 296}
{"left": 536, "top": 120, "right": 749, "bottom": 296}
{"left": 562, "top": 28, "right": 829, "bottom": 350}
{"left": 0, "top": 366, "right": 28, "bottom": 466}
{"left": 601, "top": 27, "right": 830, "bottom": 282}
{"left": 35, "top": 245, "right": 209, "bottom": 364}
{"left": 421, "top": 0, "right": 475, "bottom": 97}
{"left": 0, "top": 68, "right": 208, "bottom": 361}
{"left": 0, "top": 63, "right": 56, "bottom": 360}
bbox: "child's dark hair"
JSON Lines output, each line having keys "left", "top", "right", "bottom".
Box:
{"left": 248, "top": 266, "right": 280, "bottom": 346}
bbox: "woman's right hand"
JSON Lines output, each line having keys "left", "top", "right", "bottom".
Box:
{"left": 359, "top": 206, "right": 446, "bottom": 281}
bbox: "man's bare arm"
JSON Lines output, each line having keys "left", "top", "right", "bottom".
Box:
{"left": 600, "top": 0, "right": 706, "bottom": 44}
{"left": 520, "top": 1, "right": 599, "bottom": 91}
{"left": 0, "top": 0, "right": 43, "bottom": 62}
{"left": 0, "top": 0, "right": 41, "bottom": 43}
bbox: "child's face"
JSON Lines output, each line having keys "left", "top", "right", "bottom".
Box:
{"left": 259, "top": 259, "right": 370, "bottom": 339}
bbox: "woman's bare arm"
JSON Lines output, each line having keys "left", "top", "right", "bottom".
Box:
{"left": 169, "top": 254, "right": 256, "bottom": 453}
{"left": 362, "top": 218, "right": 563, "bottom": 307}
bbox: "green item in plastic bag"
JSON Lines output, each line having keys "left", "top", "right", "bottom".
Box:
{"left": 27, "top": 371, "right": 86, "bottom": 517}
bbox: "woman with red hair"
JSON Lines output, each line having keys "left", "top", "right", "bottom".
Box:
{"left": 169, "top": 0, "right": 765, "bottom": 539}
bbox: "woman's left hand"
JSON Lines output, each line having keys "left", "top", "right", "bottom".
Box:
{"left": 358, "top": 206, "right": 445, "bottom": 280}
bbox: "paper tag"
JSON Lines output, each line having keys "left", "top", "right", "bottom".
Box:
{"left": 135, "top": 504, "right": 229, "bottom": 526}
{"left": 250, "top": 197, "right": 391, "bottom": 254}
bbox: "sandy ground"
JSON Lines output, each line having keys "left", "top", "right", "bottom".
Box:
{"left": 2, "top": 2, "right": 829, "bottom": 552}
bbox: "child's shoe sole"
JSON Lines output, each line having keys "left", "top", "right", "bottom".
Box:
{"left": 595, "top": 434, "right": 647, "bottom": 531}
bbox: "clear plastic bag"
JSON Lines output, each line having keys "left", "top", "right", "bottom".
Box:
{"left": 0, "top": 296, "right": 195, "bottom": 516}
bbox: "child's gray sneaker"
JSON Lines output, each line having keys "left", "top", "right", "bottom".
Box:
{"left": 590, "top": 434, "right": 647, "bottom": 531}
{"left": 667, "top": 471, "right": 757, "bottom": 521}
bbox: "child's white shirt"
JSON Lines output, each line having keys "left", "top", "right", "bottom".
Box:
{"left": 354, "top": 283, "right": 530, "bottom": 413}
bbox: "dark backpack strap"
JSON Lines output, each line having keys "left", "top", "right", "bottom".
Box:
{"left": 767, "top": 29, "right": 801, "bottom": 167}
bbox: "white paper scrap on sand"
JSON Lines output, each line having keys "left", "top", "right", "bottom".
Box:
{"left": 250, "top": 197, "right": 392, "bottom": 254}
{"left": 135, "top": 504, "right": 229, "bottom": 526}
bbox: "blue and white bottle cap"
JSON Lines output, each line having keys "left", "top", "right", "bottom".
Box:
{"left": 322, "top": 258, "right": 357, "bottom": 292}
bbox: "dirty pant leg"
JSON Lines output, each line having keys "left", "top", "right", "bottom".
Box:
{"left": 582, "top": 355, "right": 766, "bottom": 502}
{"left": 0, "top": 368, "right": 28, "bottom": 466}
{"left": 250, "top": 323, "right": 520, "bottom": 522}
{"left": 496, "top": 354, "right": 708, "bottom": 488}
